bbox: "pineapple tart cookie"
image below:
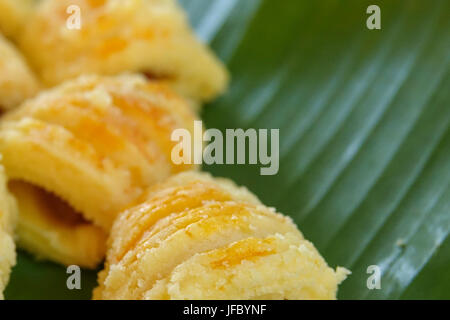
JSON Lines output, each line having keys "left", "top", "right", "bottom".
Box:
{"left": 20, "top": 0, "right": 229, "bottom": 102}
{"left": 0, "top": 74, "right": 200, "bottom": 268}
{"left": 94, "top": 172, "right": 349, "bottom": 300}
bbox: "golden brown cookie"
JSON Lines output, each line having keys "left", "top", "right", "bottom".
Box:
{"left": 20, "top": 0, "right": 229, "bottom": 102}
{"left": 94, "top": 172, "right": 349, "bottom": 300}
{"left": 0, "top": 74, "right": 199, "bottom": 268}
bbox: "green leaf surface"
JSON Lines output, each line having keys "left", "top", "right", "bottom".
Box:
{"left": 5, "top": 0, "right": 450, "bottom": 299}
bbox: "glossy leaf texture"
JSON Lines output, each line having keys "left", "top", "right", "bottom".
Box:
{"left": 6, "top": 0, "right": 450, "bottom": 299}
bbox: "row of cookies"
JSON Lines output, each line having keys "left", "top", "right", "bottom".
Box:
{"left": 0, "top": 0, "right": 349, "bottom": 299}
{"left": 0, "top": 0, "right": 227, "bottom": 297}
{"left": 0, "top": 0, "right": 38, "bottom": 299}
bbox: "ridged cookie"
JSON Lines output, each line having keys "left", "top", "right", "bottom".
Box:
{"left": 0, "top": 34, "right": 39, "bottom": 110}
{"left": 0, "top": 74, "right": 199, "bottom": 268}
{"left": 0, "top": 161, "right": 18, "bottom": 299}
{"left": 94, "top": 172, "right": 349, "bottom": 300}
{"left": 20, "top": 0, "right": 229, "bottom": 102}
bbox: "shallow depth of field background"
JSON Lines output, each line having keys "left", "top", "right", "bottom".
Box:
{"left": 6, "top": 0, "right": 450, "bottom": 299}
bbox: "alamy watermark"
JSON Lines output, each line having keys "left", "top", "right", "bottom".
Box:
{"left": 366, "top": 265, "right": 381, "bottom": 290}
{"left": 366, "top": 5, "right": 381, "bottom": 30}
{"left": 171, "top": 121, "right": 279, "bottom": 176}
{"left": 66, "top": 265, "right": 81, "bottom": 290}
{"left": 66, "top": 5, "right": 82, "bottom": 30}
